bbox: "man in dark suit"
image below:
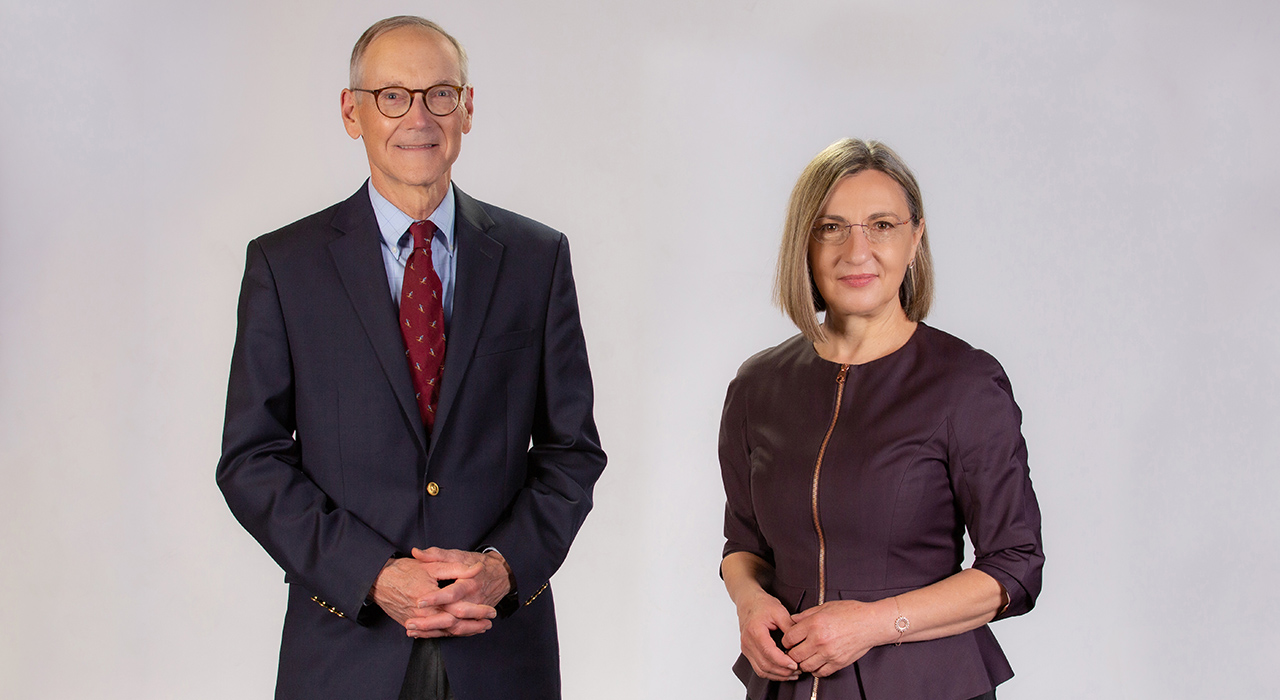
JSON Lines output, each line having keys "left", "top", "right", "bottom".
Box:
{"left": 216, "top": 16, "right": 606, "bottom": 700}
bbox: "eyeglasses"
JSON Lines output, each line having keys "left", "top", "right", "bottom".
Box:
{"left": 350, "top": 84, "right": 468, "bottom": 118}
{"left": 810, "top": 216, "right": 915, "bottom": 245}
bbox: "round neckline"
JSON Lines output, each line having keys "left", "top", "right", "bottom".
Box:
{"left": 807, "top": 321, "right": 925, "bottom": 368}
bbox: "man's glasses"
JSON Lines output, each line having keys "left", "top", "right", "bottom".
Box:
{"left": 810, "top": 216, "right": 914, "bottom": 245}
{"left": 350, "top": 84, "right": 468, "bottom": 118}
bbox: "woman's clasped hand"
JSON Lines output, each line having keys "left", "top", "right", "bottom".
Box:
{"left": 735, "top": 587, "right": 802, "bottom": 682}
{"left": 781, "top": 599, "right": 890, "bottom": 678}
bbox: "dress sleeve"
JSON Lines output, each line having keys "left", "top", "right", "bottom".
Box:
{"left": 719, "top": 372, "right": 773, "bottom": 567}
{"left": 948, "top": 352, "right": 1044, "bottom": 619}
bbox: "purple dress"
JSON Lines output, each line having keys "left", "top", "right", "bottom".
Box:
{"left": 720, "top": 324, "right": 1043, "bottom": 700}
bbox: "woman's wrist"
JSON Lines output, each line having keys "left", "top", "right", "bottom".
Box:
{"left": 888, "top": 596, "right": 911, "bottom": 646}
{"left": 733, "top": 585, "right": 775, "bottom": 614}
{"left": 876, "top": 596, "right": 906, "bottom": 647}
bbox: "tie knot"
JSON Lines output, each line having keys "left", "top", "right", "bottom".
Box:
{"left": 409, "top": 220, "right": 437, "bottom": 250}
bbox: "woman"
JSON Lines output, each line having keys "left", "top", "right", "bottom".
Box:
{"left": 719, "top": 139, "right": 1043, "bottom": 700}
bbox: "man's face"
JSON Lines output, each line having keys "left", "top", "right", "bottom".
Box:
{"left": 341, "top": 26, "right": 473, "bottom": 200}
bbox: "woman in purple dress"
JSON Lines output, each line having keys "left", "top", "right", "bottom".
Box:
{"left": 719, "top": 139, "right": 1043, "bottom": 700}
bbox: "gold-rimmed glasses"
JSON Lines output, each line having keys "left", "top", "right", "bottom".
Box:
{"left": 810, "top": 215, "right": 915, "bottom": 245}
{"left": 350, "top": 84, "right": 468, "bottom": 118}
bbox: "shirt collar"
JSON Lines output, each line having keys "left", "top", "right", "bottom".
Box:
{"left": 367, "top": 180, "right": 456, "bottom": 254}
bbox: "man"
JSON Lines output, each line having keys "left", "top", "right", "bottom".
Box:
{"left": 217, "top": 16, "right": 606, "bottom": 700}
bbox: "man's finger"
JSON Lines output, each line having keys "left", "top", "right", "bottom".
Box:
{"left": 408, "top": 628, "right": 451, "bottom": 639}
{"left": 413, "top": 547, "right": 474, "bottom": 564}
{"left": 445, "top": 618, "right": 493, "bottom": 637}
{"left": 417, "top": 578, "right": 480, "bottom": 608}
{"left": 405, "top": 610, "right": 456, "bottom": 629}
{"left": 441, "top": 601, "right": 496, "bottom": 620}
{"left": 419, "top": 560, "right": 484, "bottom": 582}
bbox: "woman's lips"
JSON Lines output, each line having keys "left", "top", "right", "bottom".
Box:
{"left": 839, "top": 274, "right": 876, "bottom": 288}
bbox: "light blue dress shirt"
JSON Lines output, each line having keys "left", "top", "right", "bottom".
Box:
{"left": 368, "top": 181, "right": 457, "bottom": 331}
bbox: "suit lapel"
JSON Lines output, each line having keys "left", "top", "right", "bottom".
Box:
{"left": 428, "top": 186, "right": 503, "bottom": 464}
{"left": 328, "top": 184, "right": 429, "bottom": 453}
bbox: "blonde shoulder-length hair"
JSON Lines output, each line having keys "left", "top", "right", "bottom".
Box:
{"left": 774, "top": 138, "right": 934, "bottom": 343}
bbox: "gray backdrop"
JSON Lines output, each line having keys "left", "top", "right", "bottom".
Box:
{"left": 2, "top": 1, "right": 1276, "bottom": 698}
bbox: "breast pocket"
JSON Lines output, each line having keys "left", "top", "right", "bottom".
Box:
{"left": 474, "top": 328, "right": 535, "bottom": 357}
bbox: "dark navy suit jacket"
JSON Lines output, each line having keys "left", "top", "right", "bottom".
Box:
{"left": 217, "top": 183, "right": 606, "bottom": 700}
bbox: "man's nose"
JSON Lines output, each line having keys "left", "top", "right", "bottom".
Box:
{"left": 401, "top": 92, "right": 434, "bottom": 125}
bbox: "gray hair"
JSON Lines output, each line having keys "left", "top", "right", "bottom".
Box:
{"left": 349, "top": 16, "right": 470, "bottom": 88}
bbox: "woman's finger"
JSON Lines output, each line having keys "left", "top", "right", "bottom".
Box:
{"left": 790, "top": 605, "right": 820, "bottom": 622}
{"left": 744, "top": 629, "right": 798, "bottom": 680}
{"left": 752, "top": 626, "right": 797, "bottom": 666}
{"left": 745, "top": 651, "right": 798, "bottom": 681}
{"left": 786, "top": 637, "right": 820, "bottom": 669}
{"left": 780, "top": 617, "right": 811, "bottom": 650}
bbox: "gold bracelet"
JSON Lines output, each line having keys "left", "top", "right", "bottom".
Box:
{"left": 892, "top": 597, "right": 910, "bottom": 647}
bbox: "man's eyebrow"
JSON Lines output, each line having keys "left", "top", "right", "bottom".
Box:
{"left": 368, "top": 80, "right": 461, "bottom": 89}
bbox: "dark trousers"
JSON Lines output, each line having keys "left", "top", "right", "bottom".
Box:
{"left": 398, "top": 639, "right": 454, "bottom": 700}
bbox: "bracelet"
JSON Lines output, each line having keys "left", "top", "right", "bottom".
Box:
{"left": 892, "top": 597, "right": 910, "bottom": 647}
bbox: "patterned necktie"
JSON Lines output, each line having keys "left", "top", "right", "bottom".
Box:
{"left": 399, "top": 220, "right": 447, "bottom": 431}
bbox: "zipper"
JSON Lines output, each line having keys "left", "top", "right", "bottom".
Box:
{"left": 808, "top": 364, "right": 848, "bottom": 700}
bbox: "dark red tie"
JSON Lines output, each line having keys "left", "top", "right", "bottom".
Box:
{"left": 399, "top": 220, "right": 447, "bottom": 431}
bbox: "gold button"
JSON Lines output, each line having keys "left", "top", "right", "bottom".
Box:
{"left": 426, "top": 481, "right": 440, "bottom": 496}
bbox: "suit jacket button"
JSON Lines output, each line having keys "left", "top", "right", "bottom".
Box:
{"left": 426, "top": 481, "right": 440, "bottom": 496}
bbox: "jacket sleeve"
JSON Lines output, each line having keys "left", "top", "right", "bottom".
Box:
{"left": 479, "top": 235, "right": 607, "bottom": 606}
{"left": 216, "top": 239, "right": 397, "bottom": 620}
{"left": 719, "top": 370, "right": 773, "bottom": 567}
{"left": 948, "top": 351, "right": 1044, "bottom": 620}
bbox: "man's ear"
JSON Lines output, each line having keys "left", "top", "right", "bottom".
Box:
{"left": 461, "top": 86, "right": 474, "bottom": 135}
{"left": 341, "top": 89, "right": 362, "bottom": 139}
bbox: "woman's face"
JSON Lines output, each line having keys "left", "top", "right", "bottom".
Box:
{"left": 808, "top": 170, "right": 923, "bottom": 324}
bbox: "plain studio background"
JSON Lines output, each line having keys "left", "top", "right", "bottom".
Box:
{"left": 2, "top": 0, "right": 1277, "bottom": 698}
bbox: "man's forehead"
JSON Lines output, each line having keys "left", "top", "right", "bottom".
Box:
{"left": 363, "top": 26, "right": 462, "bottom": 83}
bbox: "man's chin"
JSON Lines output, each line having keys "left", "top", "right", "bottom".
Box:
{"left": 369, "top": 166, "right": 454, "bottom": 200}
{"left": 376, "top": 158, "right": 447, "bottom": 179}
